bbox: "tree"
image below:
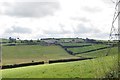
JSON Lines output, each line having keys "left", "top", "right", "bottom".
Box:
{"left": 9, "top": 37, "right": 16, "bottom": 43}
{"left": 24, "top": 40, "right": 29, "bottom": 43}
{"left": 37, "top": 39, "right": 40, "bottom": 42}
{"left": 30, "top": 40, "right": 33, "bottom": 43}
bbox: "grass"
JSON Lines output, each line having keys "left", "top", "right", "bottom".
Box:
{"left": 1, "top": 43, "right": 118, "bottom": 78}
{"left": 2, "top": 53, "right": 118, "bottom": 78}
{"left": 0, "top": 72, "right": 1, "bottom": 79}
{"left": 76, "top": 47, "right": 118, "bottom": 58}
{"left": 60, "top": 43, "right": 91, "bottom": 46}
{"left": 0, "top": 38, "right": 9, "bottom": 43}
{"left": 2, "top": 45, "right": 76, "bottom": 65}
{"left": 67, "top": 44, "right": 108, "bottom": 53}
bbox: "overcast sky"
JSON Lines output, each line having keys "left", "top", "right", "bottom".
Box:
{"left": 0, "top": 0, "right": 117, "bottom": 40}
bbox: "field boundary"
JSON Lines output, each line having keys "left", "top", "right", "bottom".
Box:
{"left": 1, "top": 61, "right": 44, "bottom": 69}
{"left": 49, "top": 57, "right": 93, "bottom": 64}
{"left": 60, "top": 44, "right": 92, "bottom": 48}
{"left": 58, "top": 44, "right": 92, "bottom": 55}
{"left": 1, "top": 57, "right": 93, "bottom": 69}
{"left": 74, "top": 47, "right": 109, "bottom": 55}
{"left": 66, "top": 47, "right": 110, "bottom": 55}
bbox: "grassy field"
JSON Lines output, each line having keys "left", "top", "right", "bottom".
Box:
{"left": 2, "top": 52, "right": 118, "bottom": 78}
{"left": 0, "top": 38, "right": 9, "bottom": 43}
{"left": 60, "top": 43, "right": 91, "bottom": 46}
{"left": 2, "top": 45, "right": 76, "bottom": 65}
{"left": 67, "top": 44, "right": 108, "bottom": 53}
{"left": 1, "top": 38, "right": 118, "bottom": 78}
{"left": 76, "top": 47, "right": 118, "bottom": 58}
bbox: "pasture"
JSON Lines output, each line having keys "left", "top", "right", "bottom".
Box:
{"left": 60, "top": 43, "right": 91, "bottom": 47}
{"left": 67, "top": 44, "right": 108, "bottom": 53}
{"left": 1, "top": 38, "right": 118, "bottom": 78}
{"left": 2, "top": 45, "right": 76, "bottom": 65}
{"left": 76, "top": 47, "right": 118, "bottom": 58}
{"left": 2, "top": 52, "right": 118, "bottom": 78}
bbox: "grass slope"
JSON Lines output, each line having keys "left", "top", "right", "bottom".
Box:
{"left": 2, "top": 54, "right": 118, "bottom": 78}
{"left": 67, "top": 44, "right": 108, "bottom": 53}
{"left": 2, "top": 45, "right": 76, "bottom": 65}
{"left": 0, "top": 69, "right": 1, "bottom": 79}
{"left": 76, "top": 47, "right": 118, "bottom": 58}
{"left": 60, "top": 43, "right": 91, "bottom": 46}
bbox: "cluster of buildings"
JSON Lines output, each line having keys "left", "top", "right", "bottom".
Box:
{"left": 41, "top": 38, "right": 99, "bottom": 45}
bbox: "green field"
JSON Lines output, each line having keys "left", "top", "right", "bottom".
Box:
{"left": 2, "top": 52, "right": 118, "bottom": 78}
{"left": 60, "top": 43, "right": 91, "bottom": 46}
{"left": 0, "top": 38, "right": 9, "bottom": 43}
{"left": 2, "top": 45, "right": 76, "bottom": 65}
{"left": 76, "top": 47, "right": 118, "bottom": 58}
{"left": 1, "top": 38, "right": 119, "bottom": 78}
{"left": 67, "top": 44, "right": 108, "bottom": 53}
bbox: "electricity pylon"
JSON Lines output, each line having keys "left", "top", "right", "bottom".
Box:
{"left": 106, "top": 0, "right": 120, "bottom": 56}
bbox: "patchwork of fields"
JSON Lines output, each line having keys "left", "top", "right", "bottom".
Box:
{"left": 2, "top": 48, "right": 118, "bottom": 78}
{"left": 1, "top": 38, "right": 119, "bottom": 78}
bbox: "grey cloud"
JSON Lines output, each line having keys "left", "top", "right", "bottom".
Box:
{"left": 43, "top": 29, "right": 71, "bottom": 34}
{"left": 5, "top": 26, "right": 32, "bottom": 34}
{"left": 94, "top": 33, "right": 109, "bottom": 39}
{"left": 73, "top": 24, "right": 100, "bottom": 34}
{"left": 71, "top": 17, "right": 90, "bottom": 22}
{"left": 82, "top": 6, "right": 102, "bottom": 13}
{"left": 59, "top": 24, "right": 71, "bottom": 33}
{"left": 2, "top": 1, "right": 60, "bottom": 18}
{"left": 43, "top": 24, "right": 71, "bottom": 34}
{"left": 101, "top": 0, "right": 115, "bottom": 5}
